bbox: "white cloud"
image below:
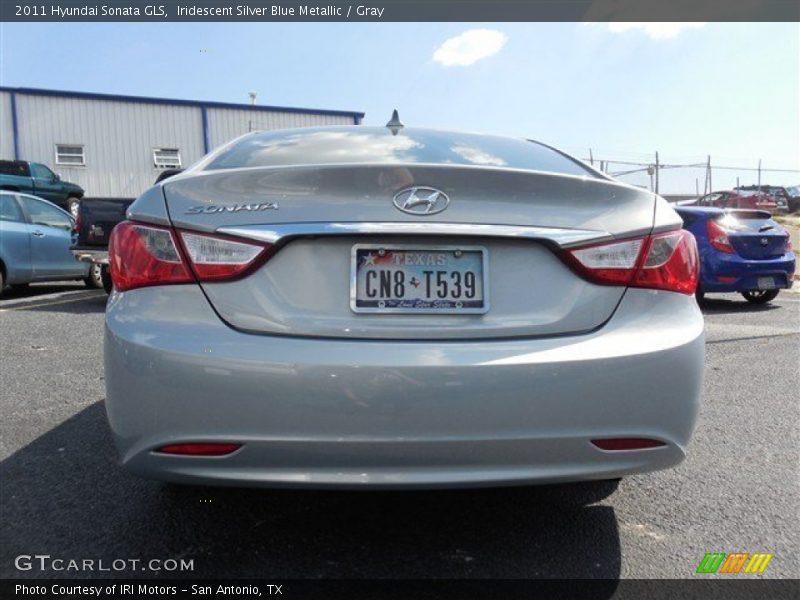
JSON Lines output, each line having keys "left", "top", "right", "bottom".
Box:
{"left": 604, "top": 22, "right": 706, "bottom": 40}
{"left": 433, "top": 29, "right": 508, "bottom": 67}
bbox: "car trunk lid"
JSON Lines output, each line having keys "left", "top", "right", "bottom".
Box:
{"left": 162, "top": 164, "right": 661, "bottom": 340}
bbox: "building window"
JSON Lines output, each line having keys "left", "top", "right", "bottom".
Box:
{"left": 153, "top": 148, "right": 182, "bottom": 169}
{"left": 55, "top": 144, "right": 85, "bottom": 166}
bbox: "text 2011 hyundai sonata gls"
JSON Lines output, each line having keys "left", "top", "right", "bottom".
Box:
{"left": 105, "top": 124, "right": 704, "bottom": 488}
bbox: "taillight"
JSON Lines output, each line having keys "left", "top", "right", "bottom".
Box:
{"left": 178, "top": 231, "right": 269, "bottom": 281}
{"left": 566, "top": 229, "right": 698, "bottom": 295}
{"left": 108, "top": 221, "right": 270, "bottom": 292}
{"left": 706, "top": 219, "right": 735, "bottom": 254}
{"left": 786, "top": 237, "right": 793, "bottom": 253}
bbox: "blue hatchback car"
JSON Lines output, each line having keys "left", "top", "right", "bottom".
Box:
{"left": 675, "top": 206, "right": 795, "bottom": 304}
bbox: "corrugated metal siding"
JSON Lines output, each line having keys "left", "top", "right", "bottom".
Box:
{"left": 14, "top": 94, "right": 205, "bottom": 198}
{"left": 207, "top": 107, "right": 354, "bottom": 149}
{"left": 1, "top": 91, "right": 359, "bottom": 198}
{"left": 0, "top": 92, "right": 15, "bottom": 158}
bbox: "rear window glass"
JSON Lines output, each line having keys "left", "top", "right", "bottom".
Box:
{"left": 205, "top": 127, "right": 597, "bottom": 178}
{"left": 0, "top": 160, "right": 29, "bottom": 177}
{"left": 716, "top": 212, "right": 777, "bottom": 232}
{"left": 0, "top": 194, "right": 23, "bottom": 222}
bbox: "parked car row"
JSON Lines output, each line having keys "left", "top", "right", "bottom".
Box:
{"left": 689, "top": 185, "right": 800, "bottom": 214}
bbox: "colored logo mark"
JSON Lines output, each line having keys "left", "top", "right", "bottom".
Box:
{"left": 696, "top": 552, "right": 773, "bottom": 574}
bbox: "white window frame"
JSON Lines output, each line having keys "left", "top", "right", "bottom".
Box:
{"left": 54, "top": 144, "right": 86, "bottom": 167}
{"left": 153, "top": 148, "right": 182, "bottom": 169}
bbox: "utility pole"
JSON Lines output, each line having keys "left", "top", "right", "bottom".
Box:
{"left": 589, "top": 148, "right": 594, "bottom": 166}
{"left": 655, "top": 151, "right": 660, "bottom": 195}
{"left": 695, "top": 178, "right": 699, "bottom": 196}
{"left": 758, "top": 159, "right": 762, "bottom": 188}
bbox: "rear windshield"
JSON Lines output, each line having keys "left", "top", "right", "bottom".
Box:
{"left": 717, "top": 211, "right": 777, "bottom": 232}
{"left": 205, "top": 127, "right": 597, "bottom": 178}
{"left": 0, "top": 160, "right": 30, "bottom": 177}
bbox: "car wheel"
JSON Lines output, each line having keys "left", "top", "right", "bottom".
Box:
{"left": 695, "top": 289, "right": 705, "bottom": 304}
{"left": 68, "top": 196, "right": 81, "bottom": 218}
{"left": 741, "top": 290, "right": 779, "bottom": 304}
{"left": 84, "top": 263, "right": 105, "bottom": 289}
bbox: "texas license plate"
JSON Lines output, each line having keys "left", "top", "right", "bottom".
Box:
{"left": 351, "top": 245, "right": 488, "bottom": 313}
{"left": 757, "top": 276, "right": 776, "bottom": 290}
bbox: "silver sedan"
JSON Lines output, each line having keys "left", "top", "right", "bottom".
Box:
{"left": 104, "top": 124, "right": 704, "bottom": 488}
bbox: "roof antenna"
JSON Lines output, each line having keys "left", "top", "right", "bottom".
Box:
{"left": 386, "top": 109, "right": 404, "bottom": 135}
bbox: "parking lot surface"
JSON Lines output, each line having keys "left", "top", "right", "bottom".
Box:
{"left": 1, "top": 284, "right": 798, "bottom": 579}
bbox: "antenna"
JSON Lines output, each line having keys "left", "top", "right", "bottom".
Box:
{"left": 386, "top": 109, "right": 404, "bottom": 135}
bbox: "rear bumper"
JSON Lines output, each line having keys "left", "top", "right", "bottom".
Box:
{"left": 104, "top": 286, "right": 704, "bottom": 488}
{"left": 699, "top": 251, "right": 795, "bottom": 293}
{"left": 72, "top": 247, "right": 108, "bottom": 265}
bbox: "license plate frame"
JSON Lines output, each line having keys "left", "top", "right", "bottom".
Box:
{"left": 350, "top": 243, "right": 490, "bottom": 314}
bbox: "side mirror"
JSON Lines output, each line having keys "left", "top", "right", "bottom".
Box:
{"left": 55, "top": 173, "right": 62, "bottom": 181}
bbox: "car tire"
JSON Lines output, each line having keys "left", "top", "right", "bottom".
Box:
{"left": 67, "top": 196, "right": 81, "bottom": 218}
{"left": 102, "top": 266, "right": 113, "bottom": 294}
{"left": 84, "top": 263, "right": 105, "bottom": 289}
{"left": 741, "top": 290, "right": 779, "bottom": 304}
{"left": 695, "top": 289, "right": 705, "bottom": 304}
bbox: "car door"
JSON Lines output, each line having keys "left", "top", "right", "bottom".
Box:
{"left": 18, "top": 194, "right": 85, "bottom": 280}
{"left": 0, "top": 193, "right": 33, "bottom": 283}
{"left": 29, "top": 163, "right": 63, "bottom": 205}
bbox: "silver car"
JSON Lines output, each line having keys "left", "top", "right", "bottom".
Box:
{"left": 105, "top": 124, "right": 704, "bottom": 488}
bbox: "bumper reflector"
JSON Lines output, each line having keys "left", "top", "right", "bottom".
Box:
{"left": 155, "top": 443, "right": 242, "bottom": 456}
{"left": 591, "top": 438, "right": 666, "bottom": 451}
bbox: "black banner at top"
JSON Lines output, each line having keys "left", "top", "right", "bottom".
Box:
{"left": 2, "top": 0, "right": 799, "bottom": 22}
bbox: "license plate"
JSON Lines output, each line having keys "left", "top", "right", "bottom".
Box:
{"left": 350, "top": 244, "right": 488, "bottom": 314}
{"left": 757, "top": 276, "right": 776, "bottom": 290}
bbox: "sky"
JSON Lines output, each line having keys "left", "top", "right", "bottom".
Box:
{"left": 1, "top": 21, "right": 798, "bottom": 193}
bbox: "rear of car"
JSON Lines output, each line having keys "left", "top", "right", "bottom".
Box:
{"left": 71, "top": 198, "right": 134, "bottom": 292}
{"left": 676, "top": 207, "right": 795, "bottom": 303}
{"left": 104, "top": 126, "right": 704, "bottom": 488}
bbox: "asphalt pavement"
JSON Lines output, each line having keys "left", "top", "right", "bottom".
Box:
{"left": 1, "top": 283, "right": 798, "bottom": 580}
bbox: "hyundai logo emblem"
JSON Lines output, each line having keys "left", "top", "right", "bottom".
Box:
{"left": 392, "top": 187, "right": 450, "bottom": 216}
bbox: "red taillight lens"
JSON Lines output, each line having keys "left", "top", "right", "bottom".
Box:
{"left": 109, "top": 222, "right": 193, "bottom": 291}
{"left": 591, "top": 438, "right": 666, "bottom": 451}
{"left": 785, "top": 237, "right": 793, "bottom": 253}
{"left": 632, "top": 230, "right": 698, "bottom": 295}
{"left": 155, "top": 443, "right": 242, "bottom": 456}
{"left": 108, "top": 221, "right": 270, "bottom": 291}
{"left": 566, "top": 229, "right": 699, "bottom": 295}
{"left": 706, "top": 218, "right": 735, "bottom": 254}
